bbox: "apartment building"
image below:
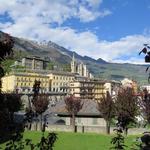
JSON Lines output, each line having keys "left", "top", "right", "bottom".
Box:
{"left": 47, "top": 71, "right": 75, "bottom": 93}
{"left": 2, "top": 72, "right": 49, "bottom": 93}
{"left": 2, "top": 70, "right": 75, "bottom": 93}
{"left": 69, "top": 80, "right": 106, "bottom": 100}
{"left": 104, "top": 80, "right": 121, "bottom": 96}
{"left": 69, "top": 79, "right": 122, "bottom": 100}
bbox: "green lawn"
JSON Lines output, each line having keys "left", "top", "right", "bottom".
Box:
{"left": 1, "top": 131, "right": 140, "bottom": 150}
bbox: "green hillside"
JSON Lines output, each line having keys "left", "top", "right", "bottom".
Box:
{"left": 0, "top": 31, "right": 149, "bottom": 84}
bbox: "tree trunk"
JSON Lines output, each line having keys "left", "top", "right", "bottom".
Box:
{"left": 35, "top": 118, "right": 38, "bottom": 131}
{"left": 106, "top": 120, "right": 110, "bottom": 134}
{"left": 10, "top": 112, "right": 14, "bottom": 123}
{"left": 40, "top": 114, "right": 43, "bottom": 131}
{"left": 72, "top": 113, "right": 76, "bottom": 133}
{"left": 124, "top": 127, "right": 128, "bottom": 136}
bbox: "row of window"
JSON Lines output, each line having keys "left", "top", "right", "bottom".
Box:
{"left": 17, "top": 77, "right": 49, "bottom": 82}
{"left": 16, "top": 82, "right": 48, "bottom": 87}
{"left": 53, "top": 76, "right": 73, "bottom": 81}
{"left": 52, "top": 82, "right": 68, "bottom": 86}
{"left": 51, "top": 88, "right": 68, "bottom": 92}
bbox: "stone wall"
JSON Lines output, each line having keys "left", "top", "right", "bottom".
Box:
{"left": 30, "top": 123, "right": 148, "bottom": 135}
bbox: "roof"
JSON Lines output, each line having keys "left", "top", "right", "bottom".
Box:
{"left": 6, "top": 69, "right": 76, "bottom": 77}
{"left": 49, "top": 99, "right": 102, "bottom": 118}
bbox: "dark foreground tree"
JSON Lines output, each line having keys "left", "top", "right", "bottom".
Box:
{"left": 0, "top": 32, "right": 57, "bottom": 149}
{"left": 97, "top": 91, "right": 115, "bottom": 134}
{"left": 0, "top": 33, "right": 23, "bottom": 141}
{"left": 5, "top": 93, "right": 22, "bottom": 122}
{"left": 115, "top": 87, "right": 139, "bottom": 135}
{"left": 65, "top": 95, "right": 83, "bottom": 132}
{"left": 0, "top": 33, "right": 14, "bottom": 91}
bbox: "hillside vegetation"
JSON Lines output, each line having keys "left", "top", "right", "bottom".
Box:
{"left": 0, "top": 31, "right": 148, "bottom": 84}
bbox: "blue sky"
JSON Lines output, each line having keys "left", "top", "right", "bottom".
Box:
{"left": 0, "top": 0, "right": 150, "bottom": 63}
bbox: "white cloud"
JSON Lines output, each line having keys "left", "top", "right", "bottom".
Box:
{"left": 0, "top": 0, "right": 149, "bottom": 64}
{"left": 0, "top": 0, "right": 110, "bottom": 24}
{"left": 78, "top": 6, "right": 99, "bottom": 22}
{"left": 0, "top": 22, "right": 12, "bottom": 28}
{"left": 3, "top": 20, "right": 149, "bottom": 64}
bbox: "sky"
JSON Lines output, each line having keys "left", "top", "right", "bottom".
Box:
{"left": 0, "top": 0, "right": 150, "bottom": 64}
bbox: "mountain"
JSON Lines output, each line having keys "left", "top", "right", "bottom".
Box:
{"left": 0, "top": 31, "right": 148, "bottom": 84}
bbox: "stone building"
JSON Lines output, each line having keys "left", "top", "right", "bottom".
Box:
{"left": 50, "top": 99, "right": 106, "bottom": 127}
{"left": 14, "top": 56, "right": 49, "bottom": 70}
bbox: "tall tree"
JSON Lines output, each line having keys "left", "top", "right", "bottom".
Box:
{"left": 115, "top": 87, "right": 139, "bottom": 135}
{"left": 34, "top": 94, "right": 49, "bottom": 130}
{"left": 97, "top": 91, "right": 115, "bottom": 134}
{"left": 0, "top": 33, "right": 23, "bottom": 140}
{"left": 64, "top": 95, "right": 83, "bottom": 132}
{"left": 25, "top": 80, "right": 49, "bottom": 131}
{"left": 0, "top": 33, "right": 14, "bottom": 91}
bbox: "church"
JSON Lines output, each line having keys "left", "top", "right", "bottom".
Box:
{"left": 70, "top": 53, "right": 93, "bottom": 79}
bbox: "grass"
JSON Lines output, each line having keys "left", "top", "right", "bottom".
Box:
{"left": 0, "top": 131, "right": 140, "bottom": 150}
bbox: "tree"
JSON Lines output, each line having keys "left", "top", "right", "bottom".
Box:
{"left": 64, "top": 95, "right": 83, "bottom": 132}
{"left": 32, "top": 80, "right": 41, "bottom": 100}
{"left": 0, "top": 89, "right": 22, "bottom": 140}
{"left": 25, "top": 80, "right": 49, "bottom": 131}
{"left": 0, "top": 33, "right": 14, "bottom": 130}
{"left": 97, "top": 91, "right": 115, "bottom": 134}
{"left": 0, "top": 33, "right": 14, "bottom": 91}
{"left": 111, "top": 128, "right": 126, "bottom": 150}
{"left": 141, "top": 88, "right": 150, "bottom": 126}
{"left": 114, "top": 87, "right": 139, "bottom": 135}
{"left": 33, "top": 94, "right": 49, "bottom": 130}
{"left": 5, "top": 93, "right": 22, "bottom": 122}
{"left": 0, "top": 33, "right": 14, "bottom": 60}
{"left": 139, "top": 44, "right": 150, "bottom": 82}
